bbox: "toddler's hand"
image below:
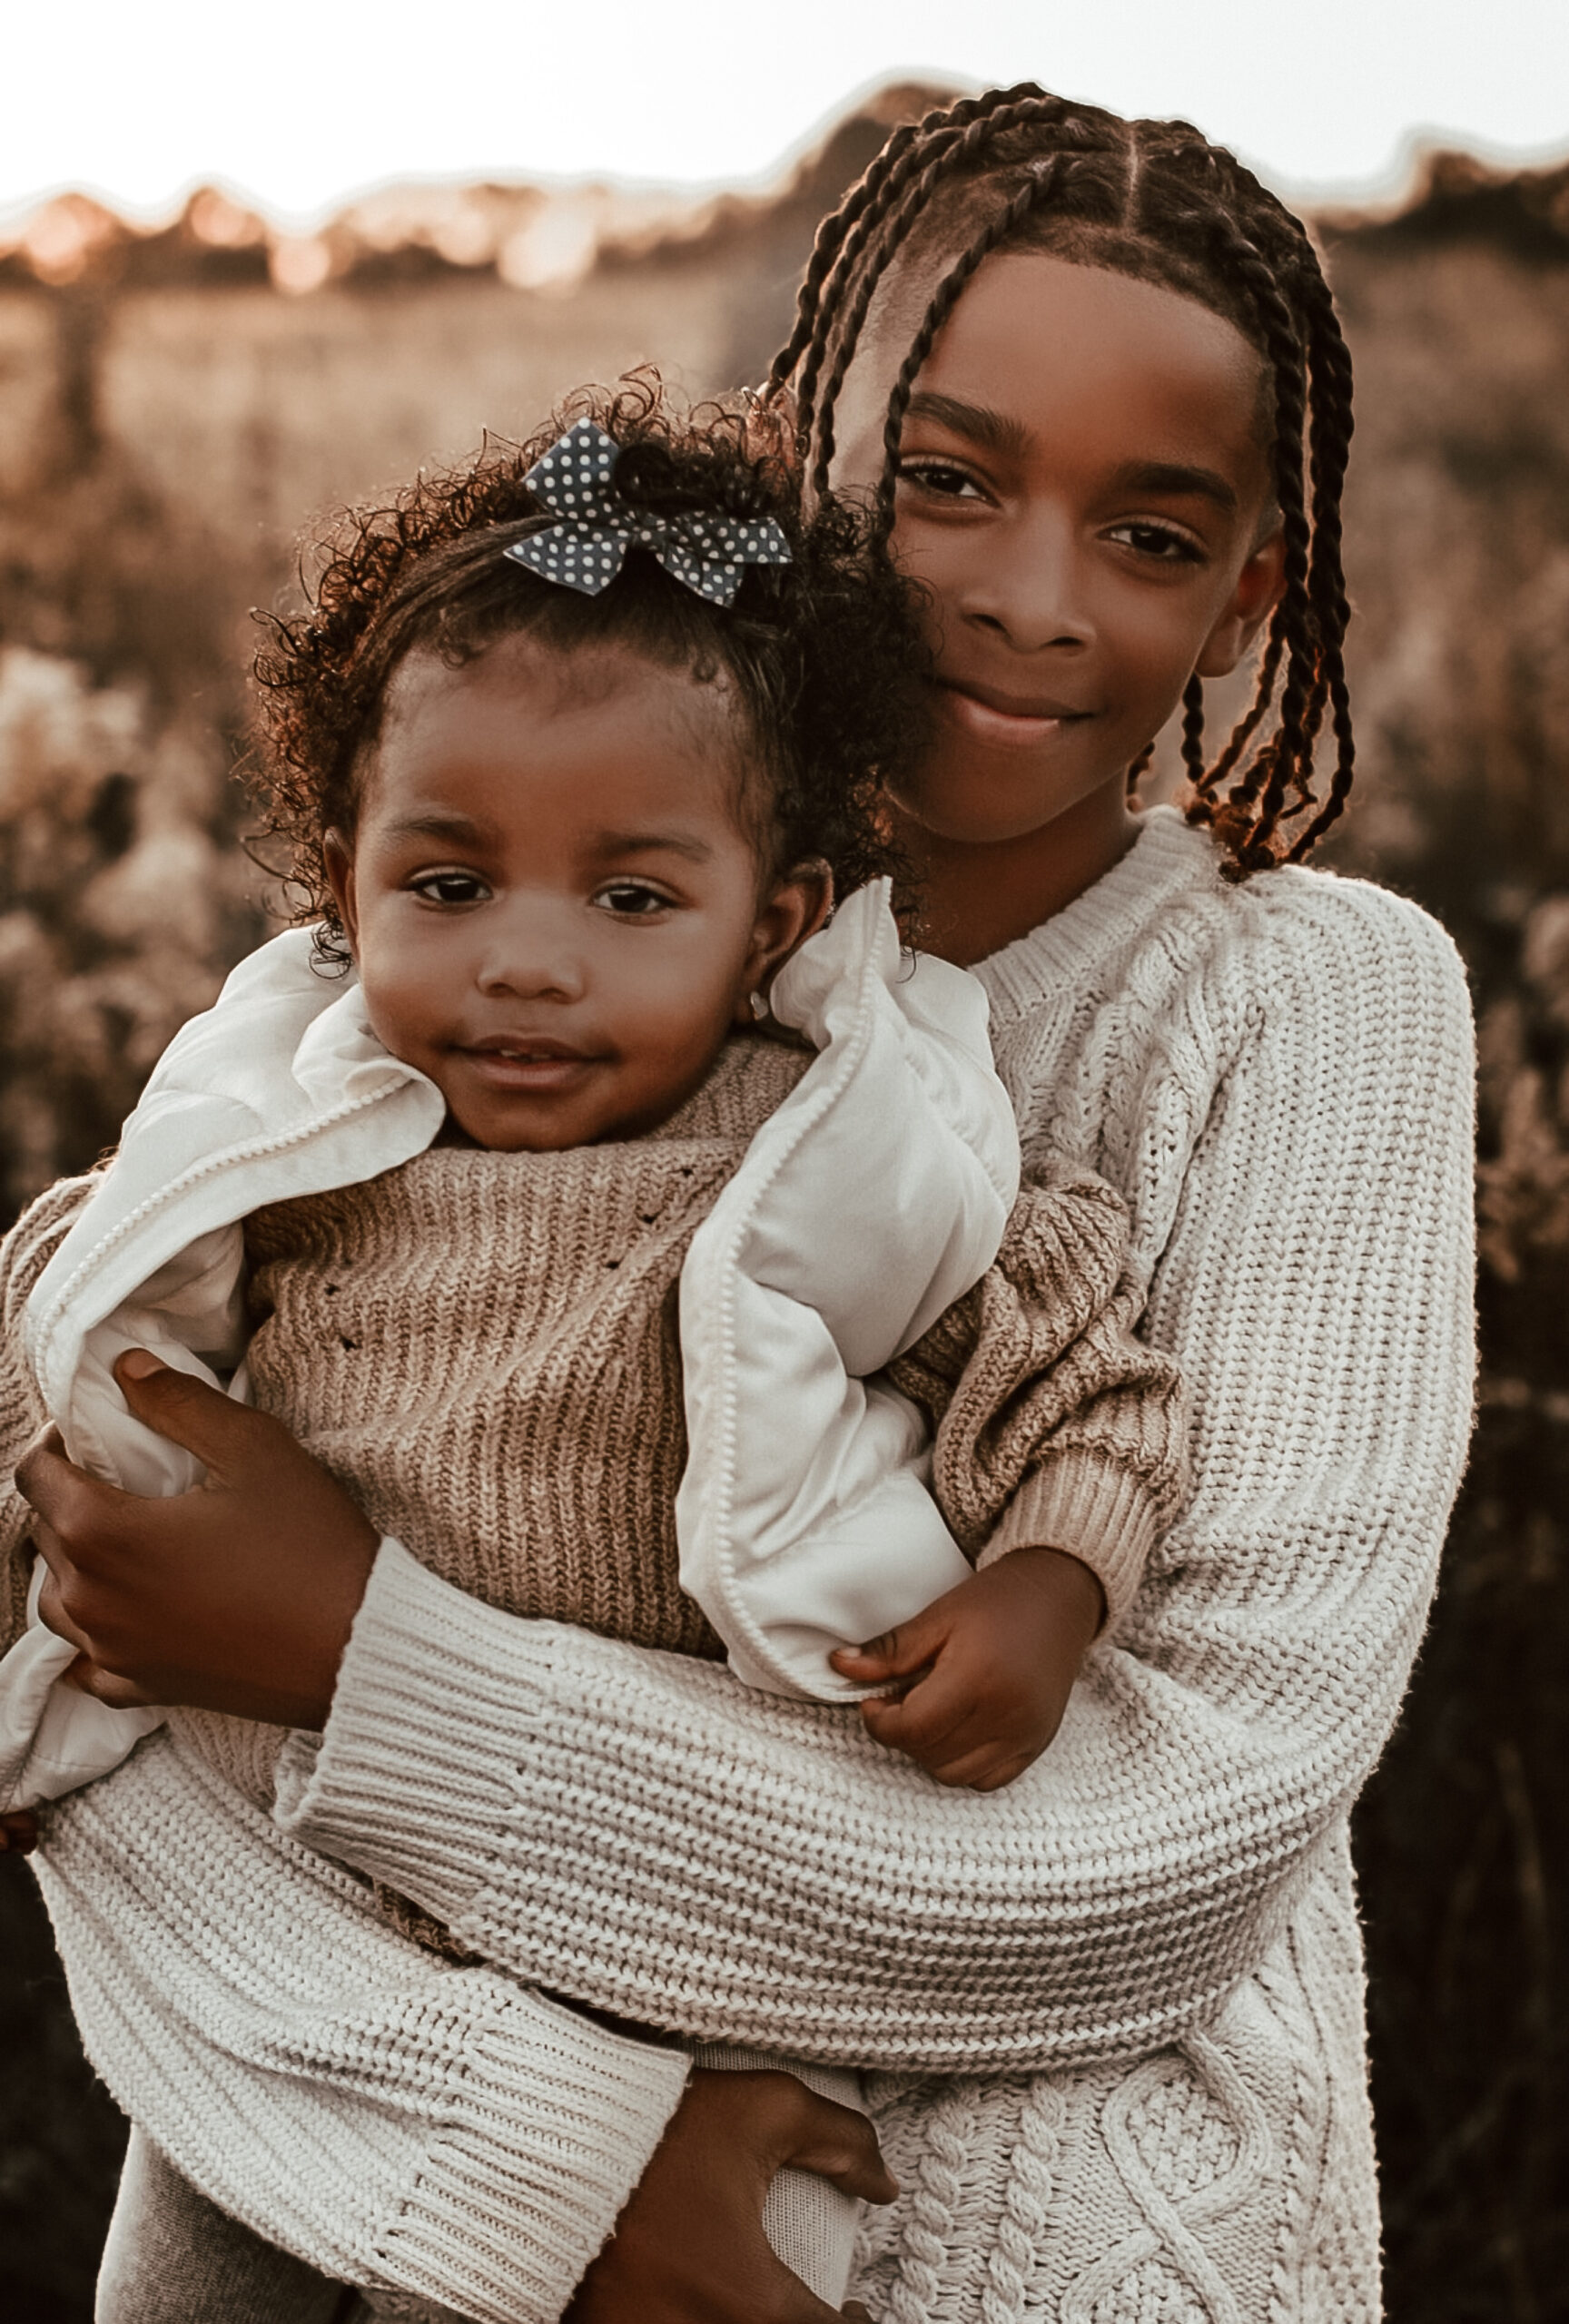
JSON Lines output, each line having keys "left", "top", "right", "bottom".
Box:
{"left": 828, "top": 1545, "right": 1104, "bottom": 1791}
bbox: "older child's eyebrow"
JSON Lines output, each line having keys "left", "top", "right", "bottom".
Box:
{"left": 903, "top": 391, "right": 1031, "bottom": 457}
{"left": 1113, "top": 459, "right": 1239, "bottom": 514}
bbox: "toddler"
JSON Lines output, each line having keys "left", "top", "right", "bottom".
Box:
{"left": 2, "top": 380, "right": 1184, "bottom": 2313}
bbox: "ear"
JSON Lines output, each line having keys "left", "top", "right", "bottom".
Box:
{"left": 1196, "top": 524, "right": 1286, "bottom": 680}
{"left": 734, "top": 859, "right": 834, "bottom": 1026}
{"left": 322, "top": 829, "right": 360, "bottom": 953}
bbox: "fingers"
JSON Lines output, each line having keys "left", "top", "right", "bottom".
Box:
{"left": 565, "top": 2069, "right": 880, "bottom": 2324}
{"left": 775, "top": 2086, "right": 898, "bottom": 2207}
{"left": 35, "top": 1562, "right": 94, "bottom": 1654}
{"left": 62, "top": 1657, "right": 158, "bottom": 1710}
{"left": 858, "top": 1655, "right": 972, "bottom": 1758}
{"left": 15, "top": 1428, "right": 133, "bottom": 1546}
{"left": 859, "top": 1660, "right": 1040, "bottom": 1790}
{"left": 112, "top": 1352, "right": 281, "bottom": 1482}
{"left": 36, "top": 1572, "right": 156, "bottom": 1704}
{"left": 828, "top": 1604, "right": 947, "bottom": 1684}
{"left": 928, "top": 1745, "right": 1036, "bottom": 1791}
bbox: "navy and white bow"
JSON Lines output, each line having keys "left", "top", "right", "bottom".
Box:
{"left": 504, "top": 419, "right": 793, "bottom": 607}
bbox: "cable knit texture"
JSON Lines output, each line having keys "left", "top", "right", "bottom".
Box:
{"left": 17, "top": 812, "right": 1475, "bottom": 2324}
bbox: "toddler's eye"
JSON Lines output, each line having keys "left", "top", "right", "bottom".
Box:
{"left": 410, "top": 870, "right": 489, "bottom": 906}
{"left": 1107, "top": 522, "right": 1204, "bottom": 564}
{"left": 597, "top": 881, "right": 672, "bottom": 918}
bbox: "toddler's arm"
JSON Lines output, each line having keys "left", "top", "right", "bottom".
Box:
{"left": 837, "top": 1170, "right": 1187, "bottom": 1787}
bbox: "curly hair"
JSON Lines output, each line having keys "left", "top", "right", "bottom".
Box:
{"left": 251, "top": 374, "right": 929, "bottom": 960}
{"left": 765, "top": 84, "right": 1357, "bottom": 878}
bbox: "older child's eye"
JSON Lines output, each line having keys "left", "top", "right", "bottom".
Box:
{"left": 896, "top": 458, "right": 988, "bottom": 503}
{"left": 1107, "top": 521, "right": 1205, "bottom": 564}
{"left": 410, "top": 870, "right": 489, "bottom": 906}
{"left": 597, "top": 881, "right": 672, "bottom": 918}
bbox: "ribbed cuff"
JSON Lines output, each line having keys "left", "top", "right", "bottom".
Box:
{"left": 273, "top": 1538, "right": 564, "bottom": 1924}
{"left": 374, "top": 1983, "right": 689, "bottom": 2322}
{"left": 976, "top": 1453, "right": 1159, "bottom": 1631}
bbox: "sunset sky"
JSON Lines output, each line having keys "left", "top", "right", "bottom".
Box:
{"left": 6, "top": 0, "right": 1567, "bottom": 226}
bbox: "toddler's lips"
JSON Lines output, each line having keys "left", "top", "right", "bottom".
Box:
{"left": 933, "top": 680, "right": 1090, "bottom": 749}
{"left": 459, "top": 1042, "right": 599, "bottom": 1093}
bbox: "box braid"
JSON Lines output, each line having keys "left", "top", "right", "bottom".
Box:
{"left": 766, "top": 84, "right": 1357, "bottom": 875}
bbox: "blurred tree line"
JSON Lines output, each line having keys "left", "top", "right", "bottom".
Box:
{"left": 1, "top": 103, "right": 1565, "bottom": 2322}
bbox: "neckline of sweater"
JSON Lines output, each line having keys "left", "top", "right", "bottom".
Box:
{"left": 974, "top": 804, "right": 1219, "bottom": 1030}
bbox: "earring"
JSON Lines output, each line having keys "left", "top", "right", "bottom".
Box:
{"left": 749, "top": 988, "right": 771, "bottom": 1022}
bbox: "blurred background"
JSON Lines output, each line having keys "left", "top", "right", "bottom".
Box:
{"left": 1, "top": 5, "right": 1565, "bottom": 2319}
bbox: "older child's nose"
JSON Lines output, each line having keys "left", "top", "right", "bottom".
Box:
{"left": 962, "top": 513, "right": 1095, "bottom": 655}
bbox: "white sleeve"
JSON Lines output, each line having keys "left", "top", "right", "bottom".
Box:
{"left": 274, "top": 886, "right": 1476, "bottom": 2071}
{"left": 35, "top": 1729, "right": 688, "bottom": 2323}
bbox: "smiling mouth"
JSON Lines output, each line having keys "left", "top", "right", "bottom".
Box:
{"left": 933, "top": 679, "right": 1093, "bottom": 745}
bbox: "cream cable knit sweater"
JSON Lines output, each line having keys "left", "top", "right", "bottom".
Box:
{"left": 21, "top": 811, "right": 1475, "bottom": 2324}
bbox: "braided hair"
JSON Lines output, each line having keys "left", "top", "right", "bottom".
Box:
{"left": 765, "top": 84, "right": 1356, "bottom": 874}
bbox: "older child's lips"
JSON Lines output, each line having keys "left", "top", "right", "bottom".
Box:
{"left": 934, "top": 679, "right": 1091, "bottom": 749}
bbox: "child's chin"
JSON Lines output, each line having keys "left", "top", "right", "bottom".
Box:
{"left": 444, "top": 1101, "right": 626, "bottom": 1154}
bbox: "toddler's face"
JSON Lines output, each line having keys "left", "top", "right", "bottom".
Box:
{"left": 327, "top": 634, "right": 822, "bottom": 1151}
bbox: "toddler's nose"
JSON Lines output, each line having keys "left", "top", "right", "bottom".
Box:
{"left": 475, "top": 902, "right": 587, "bottom": 1001}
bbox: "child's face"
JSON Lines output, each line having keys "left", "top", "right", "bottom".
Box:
{"left": 327, "top": 635, "right": 824, "bottom": 1151}
{"left": 833, "top": 251, "right": 1285, "bottom": 845}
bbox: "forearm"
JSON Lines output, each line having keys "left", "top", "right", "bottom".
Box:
{"left": 35, "top": 1723, "right": 688, "bottom": 2323}
{"left": 271, "top": 1523, "right": 1403, "bottom": 2073}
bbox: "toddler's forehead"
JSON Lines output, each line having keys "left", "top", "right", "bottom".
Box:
{"left": 360, "top": 634, "right": 765, "bottom": 850}
{"left": 382, "top": 632, "right": 730, "bottom": 733}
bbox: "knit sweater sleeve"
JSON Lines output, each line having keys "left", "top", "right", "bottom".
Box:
{"left": 34, "top": 1731, "right": 690, "bottom": 2324}
{"left": 275, "top": 877, "right": 1475, "bottom": 2073}
{"left": 1, "top": 1176, "right": 98, "bottom": 1652}
{"left": 886, "top": 1170, "right": 1187, "bottom": 1630}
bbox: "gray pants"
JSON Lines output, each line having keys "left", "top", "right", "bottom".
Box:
{"left": 95, "top": 2129, "right": 469, "bottom": 2324}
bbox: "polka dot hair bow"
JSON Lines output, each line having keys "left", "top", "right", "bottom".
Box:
{"left": 504, "top": 418, "right": 793, "bottom": 606}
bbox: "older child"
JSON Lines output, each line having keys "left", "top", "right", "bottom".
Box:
{"left": 4, "top": 379, "right": 1182, "bottom": 2318}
